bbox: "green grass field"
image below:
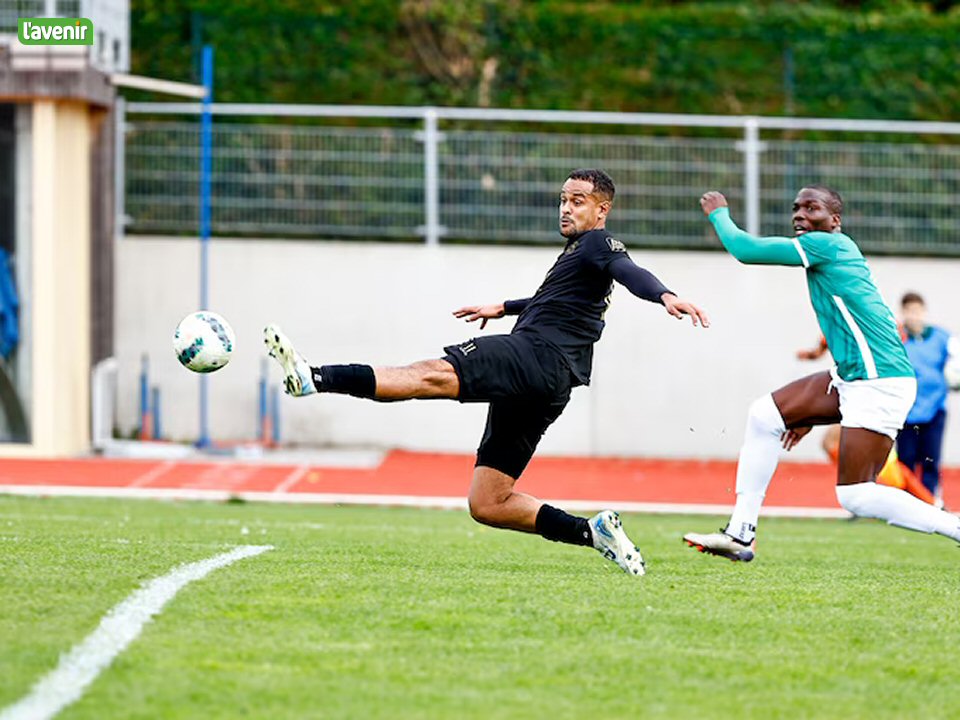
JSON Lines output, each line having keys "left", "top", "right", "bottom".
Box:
{"left": 1, "top": 495, "right": 957, "bottom": 720}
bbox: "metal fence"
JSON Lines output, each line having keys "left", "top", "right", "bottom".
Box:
{"left": 121, "top": 104, "right": 960, "bottom": 256}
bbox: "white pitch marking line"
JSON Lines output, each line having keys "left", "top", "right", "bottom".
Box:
{"left": 272, "top": 464, "right": 311, "bottom": 494}
{"left": 0, "top": 544, "right": 273, "bottom": 720}
{"left": 127, "top": 460, "right": 177, "bottom": 489}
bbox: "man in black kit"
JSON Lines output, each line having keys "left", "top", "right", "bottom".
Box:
{"left": 265, "top": 169, "right": 709, "bottom": 576}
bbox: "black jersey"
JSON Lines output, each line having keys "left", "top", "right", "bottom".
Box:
{"left": 512, "top": 229, "right": 629, "bottom": 385}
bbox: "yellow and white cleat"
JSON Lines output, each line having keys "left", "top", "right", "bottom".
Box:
{"left": 263, "top": 324, "right": 316, "bottom": 397}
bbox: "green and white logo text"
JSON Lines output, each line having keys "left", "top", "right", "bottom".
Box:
{"left": 18, "top": 18, "right": 94, "bottom": 45}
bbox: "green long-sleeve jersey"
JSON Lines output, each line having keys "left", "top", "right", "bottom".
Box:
{"left": 709, "top": 207, "right": 913, "bottom": 382}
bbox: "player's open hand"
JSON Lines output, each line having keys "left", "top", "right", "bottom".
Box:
{"left": 453, "top": 303, "right": 505, "bottom": 330}
{"left": 781, "top": 426, "right": 812, "bottom": 451}
{"left": 661, "top": 294, "right": 710, "bottom": 328}
{"left": 699, "top": 191, "right": 728, "bottom": 216}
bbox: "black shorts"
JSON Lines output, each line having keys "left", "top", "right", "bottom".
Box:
{"left": 442, "top": 333, "right": 573, "bottom": 479}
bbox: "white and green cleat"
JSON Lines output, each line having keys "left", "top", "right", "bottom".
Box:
{"left": 590, "top": 510, "right": 645, "bottom": 576}
{"left": 683, "top": 530, "right": 756, "bottom": 562}
{"left": 263, "top": 324, "right": 316, "bottom": 397}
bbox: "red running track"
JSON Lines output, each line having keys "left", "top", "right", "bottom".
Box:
{"left": 0, "top": 450, "right": 956, "bottom": 516}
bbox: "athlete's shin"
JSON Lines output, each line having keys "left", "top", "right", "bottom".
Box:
{"left": 312, "top": 364, "right": 376, "bottom": 398}
{"left": 727, "top": 394, "right": 786, "bottom": 543}
{"left": 535, "top": 504, "right": 593, "bottom": 546}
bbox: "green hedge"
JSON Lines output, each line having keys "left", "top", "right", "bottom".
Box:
{"left": 130, "top": 1, "right": 960, "bottom": 121}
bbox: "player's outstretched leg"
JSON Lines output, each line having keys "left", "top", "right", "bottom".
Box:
{"left": 264, "top": 324, "right": 459, "bottom": 401}
{"left": 836, "top": 482, "right": 960, "bottom": 542}
{"left": 834, "top": 427, "right": 960, "bottom": 544}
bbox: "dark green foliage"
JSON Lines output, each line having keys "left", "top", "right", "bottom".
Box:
{"left": 125, "top": 2, "right": 960, "bottom": 254}
{"left": 131, "top": 1, "right": 960, "bottom": 121}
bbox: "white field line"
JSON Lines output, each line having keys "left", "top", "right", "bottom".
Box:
{"left": 0, "top": 485, "right": 850, "bottom": 518}
{"left": 128, "top": 460, "right": 177, "bottom": 488}
{"left": 0, "top": 545, "right": 273, "bottom": 720}
{"left": 272, "top": 464, "right": 311, "bottom": 494}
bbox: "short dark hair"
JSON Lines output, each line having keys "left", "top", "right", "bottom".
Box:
{"left": 804, "top": 184, "right": 843, "bottom": 215}
{"left": 901, "top": 291, "right": 925, "bottom": 307}
{"left": 567, "top": 168, "right": 615, "bottom": 202}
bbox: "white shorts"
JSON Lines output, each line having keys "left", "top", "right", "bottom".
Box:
{"left": 828, "top": 367, "right": 917, "bottom": 440}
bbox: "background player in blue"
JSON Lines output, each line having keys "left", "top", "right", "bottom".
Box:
{"left": 684, "top": 186, "right": 960, "bottom": 561}
{"left": 898, "top": 291, "right": 960, "bottom": 506}
{"left": 264, "top": 169, "right": 709, "bottom": 577}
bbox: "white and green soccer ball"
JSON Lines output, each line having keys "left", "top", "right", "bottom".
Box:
{"left": 173, "top": 311, "right": 235, "bottom": 373}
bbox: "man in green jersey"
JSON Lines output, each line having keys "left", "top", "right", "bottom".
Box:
{"left": 684, "top": 186, "right": 960, "bottom": 561}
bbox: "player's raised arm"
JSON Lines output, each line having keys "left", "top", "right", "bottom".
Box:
{"left": 607, "top": 257, "right": 709, "bottom": 327}
{"left": 699, "top": 191, "right": 804, "bottom": 266}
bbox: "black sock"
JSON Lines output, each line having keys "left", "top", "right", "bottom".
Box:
{"left": 312, "top": 364, "right": 377, "bottom": 398}
{"left": 535, "top": 504, "right": 593, "bottom": 547}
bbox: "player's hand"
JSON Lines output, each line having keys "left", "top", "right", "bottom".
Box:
{"left": 796, "top": 348, "right": 821, "bottom": 360}
{"left": 699, "top": 191, "right": 728, "bottom": 216}
{"left": 781, "top": 426, "right": 812, "bottom": 451}
{"left": 661, "top": 294, "right": 710, "bottom": 328}
{"left": 452, "top": 303, "right": 505, "bottom": 330}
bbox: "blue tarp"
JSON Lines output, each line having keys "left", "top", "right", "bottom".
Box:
{"left": 0, "top": 248, "right": 19, "bottom": 359}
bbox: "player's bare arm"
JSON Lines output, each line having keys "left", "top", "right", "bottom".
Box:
{"left": 796, "top": 338, "right": 829, "bottom": 361}
{"left": 605, "top": 254, "right": 709, "bottom": 328}
{"left": 699, "top": 191, "right": 728, "bottom": 216}
{"left": 454, "top": 297, "right": 532, "bottom": 329}
{"left": 781, "top": 425, "right": 812, "bottom": 451}
{"left": 660, "top": 293, "right": 710, "bottom": 328}
{"left": 453, "top": 303, "right": 505, "bottom": 330}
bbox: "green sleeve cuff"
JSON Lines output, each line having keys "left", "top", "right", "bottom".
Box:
{"left": 709, "top": 207, "right": 730, "bottom": 222}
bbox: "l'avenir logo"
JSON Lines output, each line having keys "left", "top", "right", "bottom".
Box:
{"left": 18, "top": 17, "right": 94, "bottom": 45}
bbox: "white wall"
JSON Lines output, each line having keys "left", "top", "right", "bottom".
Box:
{"left": 116, "top": 237, "right": 960, "bottom": 463}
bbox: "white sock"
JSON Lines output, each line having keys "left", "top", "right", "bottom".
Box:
{"left": 837, "top": 482, "right": 960, "bottom": 542}
{"left": 726, "top": 394, "right": 785, "bottom": 543}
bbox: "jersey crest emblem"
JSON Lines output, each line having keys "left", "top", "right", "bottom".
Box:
{"left": 606, "top": 237, "right": 626, "bottom": 253}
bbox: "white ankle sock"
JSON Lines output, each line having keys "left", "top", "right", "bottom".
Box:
{"left": 726, "top": 394, "right": 786, "bottom": 543}
{"left": 836, "top": 482, "right": 960, "bottom": 542}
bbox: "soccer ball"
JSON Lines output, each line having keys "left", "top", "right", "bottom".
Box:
{"left": 173, "top": 311, "right": 235, "bottom": 373}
